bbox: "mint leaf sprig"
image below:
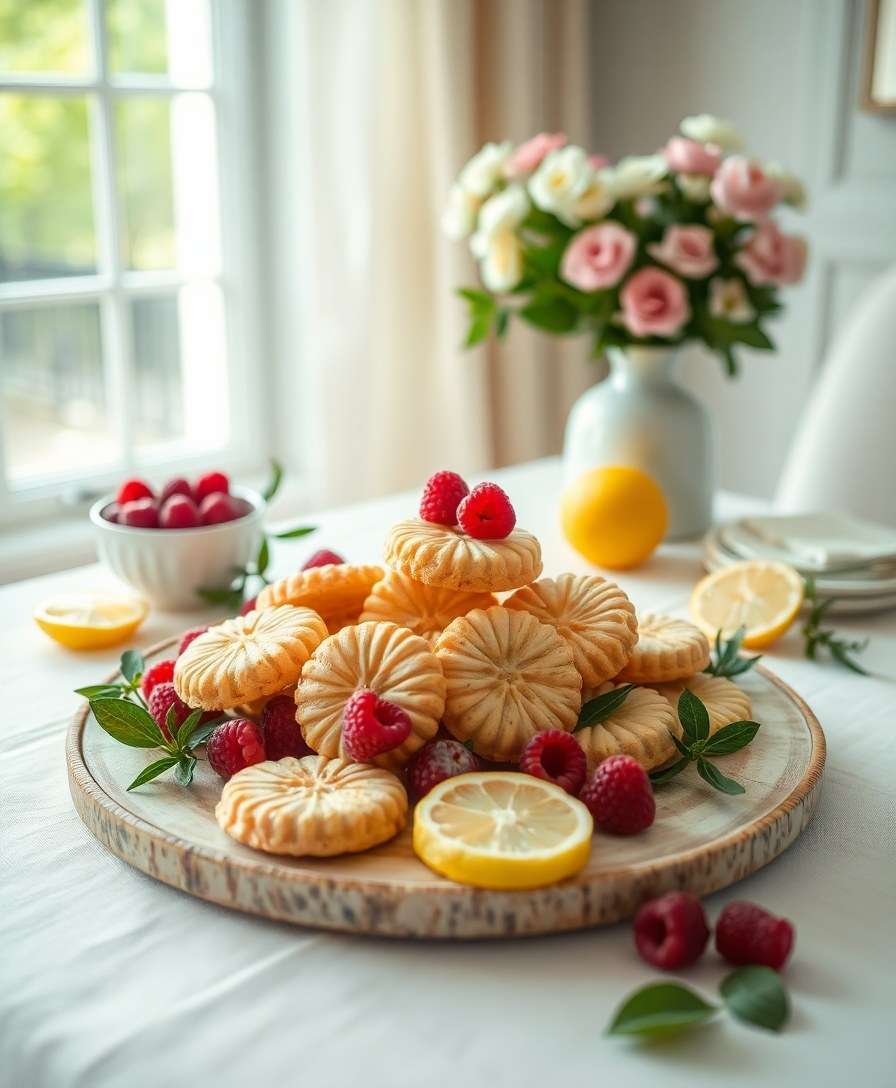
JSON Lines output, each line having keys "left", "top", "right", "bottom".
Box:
{"left": 802, "top": 576, "right": 870, "bottom": 675}
{"left": 75, "top": 648, "right": 149, "bottom": 708}
{"left": 704, "top": 627, "right": 761, "bottom": 679}
{"left": 650, "top": 689, "right": 760, "bottom": 795}
{"left": 197, "top": 459, "right": 317, "bottom": 611}
{"left": 576, "top": 684, "right": 636, "bottom": 729}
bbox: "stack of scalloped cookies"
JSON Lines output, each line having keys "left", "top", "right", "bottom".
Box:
{"left": 172, "top": 514, "right": 753, "bottom": 864}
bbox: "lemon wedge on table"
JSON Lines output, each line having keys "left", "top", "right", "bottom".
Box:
{"left": 413, "top": 772, "right": 593, "bottom": 890}
{"left": 33, "top": 594, "right": 148, "bottom": 650}
{"left": 690, "top": 560, "right": 804, "bottom": 650}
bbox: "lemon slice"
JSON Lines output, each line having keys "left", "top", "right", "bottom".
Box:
{"left": 690, "top": 560, "right": 804, "bottom": 650}
{"left": 413, "top": 771, "right": 593, "bottom": 890}
{"left": 33, "top": 594, "right": 148, "bottom": 650}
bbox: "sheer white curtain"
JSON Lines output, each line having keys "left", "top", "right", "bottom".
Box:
{"left": 266, "top": 0, "right": 594, "bottom": 506}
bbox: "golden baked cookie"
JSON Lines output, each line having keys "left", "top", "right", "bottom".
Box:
{"left": 384, "top": 518, "right": 542, "bottom": 593}
{"left": 651, "top": 674, "right": 752, "bottom": 736}
{"left": 256, "top": 564, "right": 383, "bottom": 629}
{"left": 359, "top": 570, "right": 495, "bottom": 645}
{"left": 575, "top": 682, "right": 680, "bottom": 773}
{"left": 433, "top": 605, "right": 581, "bottom": 762}
{"left": 215, "top": 755, "right": 408, "bottom": 856}
{"left": 504, "top": 574, "right": 637, "bottom": 688}
{"left": 296, "top": 621, "right": 445, "bottom": 770}
{"left": 174, "top": 606, "right": 327, "bottom": 711}
{"left": 616, "top": 612, "right": 710, "bottom": 683}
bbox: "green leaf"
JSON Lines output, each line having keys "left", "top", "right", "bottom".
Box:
{"left": 670, "top": 731, "right": 692, "bottom": 758}
{"left": 703, "top": 720, "right": 761, "bottom": 755}
{"left": 458, "top": 287, "right": 496, "bottom": 348}
{"left": 262, "top": 459, "right": 283, "bottom": 502}
{"left": 174, "top": 755, "right": 197, "bottom": 787}
{"left": 464, "top": 308, "right": 494, "bottom": 348}
{"left": 126, "top": 755, "right": 180, "bottom": 791}
{"left": 719, "top": 345, "right": 738, "bottom": 377}
{"left": 606, "top": 982, "right": 718, "bottom": 1038}
{"left": 732, "top": 324, "right": 775, "bottom": 351}
{"left": 495, "top": 308, "right": 510, "bottom": 338}
{"left": 576, "top": 684, "right": 635, "bottom": 729}
{"left": 184, "top": 717, "right": 223, "bottom": 749}
{"left": 90, "top": 698, "right": 166, "bottom": 749}
{"left": 457, "top": 287, "right": 494, "bottom": 306}
{"left": 196, "top": 585, "right": 244, "bottom": 607}
{"left": 678, "top": 688, "right": 710, "bottom": 742}
{"left": 256, "top": 535, "right": 270, "bottom": 576}
{"left": 720, "top": 966, "right": 790, "bottom": 1033}
{"left": 649, "top": 756, "right": 690, "bottom": 786}
{"left": 176, "top": 708, "right": 204, "bottom": 751}
{"left": 120, "top": 649, "right": 145, "bottom": 684}
{"left": 74, "top": 683, "right": 126, "bottom": 699}
{"left": 828, "top": 640, "right": 870, "bottom": 675}
{"left": 523, "top": 238, "right": 567, "bottom": 278}
{"left": 697, "top": 757, "right": 745, "bottom": 795}
{"left": 518, "top": 298, "right": 578, "bottom": 334}
{"left": 272, "top": 524, "right": 316, "bottom": 540}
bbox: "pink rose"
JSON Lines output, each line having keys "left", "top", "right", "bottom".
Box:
{"left": 620, "top": 267, "right": 691, "bottom": 338}
{"left": 735, "top": 221, "right": 807, "bottom": 285}
{"left": 504, "top": 132, "right": 567, "bottom": 178}
{"left": 710, "top": 156, "right": 781, "bottom": 221}
{"left": 662, "top": 136, "right": 721, "bottom": 176}
{"left": 647, "top": 224, "right": 718, "bottom": 279}
{"left": 561, "top": 222, "right": 637, "bottom": 291}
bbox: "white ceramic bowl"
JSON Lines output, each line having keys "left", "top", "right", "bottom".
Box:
{"left": 90, "top": 485, "right": 265, "bottom": 612}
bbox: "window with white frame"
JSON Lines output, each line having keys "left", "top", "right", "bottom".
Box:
{"left": 0, "top": 0, "right": 258, "bottom": 524}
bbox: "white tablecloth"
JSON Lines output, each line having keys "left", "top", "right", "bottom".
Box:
{"left": 3, "top": 459, "right": 895, "bottom": 1087}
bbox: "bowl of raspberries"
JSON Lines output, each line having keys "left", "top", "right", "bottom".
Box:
{"left": 90, "top": 470, "right": 264, "bottom": 611}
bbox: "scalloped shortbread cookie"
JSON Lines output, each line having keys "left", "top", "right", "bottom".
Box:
{"left": 617, "top": 612, "right": 710, "bottom": 683}
{"left": 651, "top": 673, "right": 752, "bottom": 735}
{"left": 575, "top": 682, "right": 680, "bottom": 773}
{"left": 257, "top": 564, "right": 383, "bottom": 629}
{"left": 360, "top": 570, "right": 494, "bottom": 645}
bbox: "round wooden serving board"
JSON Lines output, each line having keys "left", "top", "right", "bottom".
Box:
{"left": 67, "top": 640, "right": 825, "bottom": 939}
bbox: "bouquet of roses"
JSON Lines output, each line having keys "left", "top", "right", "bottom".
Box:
{"left": 444, "top": 115, "right": 807, "bottom": 376}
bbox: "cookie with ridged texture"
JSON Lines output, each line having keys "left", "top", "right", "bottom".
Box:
{"left": 616, "top": 612, "right": 710, "bottom": 683}
{"left": 359, "top": 570, "right": 495, "bottom": 645}
{"left": 256, "top": 564, "right": 383, "bottom": 629}
{"left": 504, "top": 573, "right": 637, "bottom": 688}
{"left": 576, "top": 682, "right": 681, "bottom": 773}
{"left": 651, "top": 673, "right": 752, "bottom": 735}
{"left": 433, "top": 605, "right": 581, "bottom": 762}
{"left": 215, "top": 755, "right": 408, "bottom": 856}
{"left": 174, "top": 606, "right": 327, "bottom": 711}
{"left": 296, "top": 621, "right": 445, "bottom": 771}
{"left": 384, "top": 518, "right": 542, "bottom": 593}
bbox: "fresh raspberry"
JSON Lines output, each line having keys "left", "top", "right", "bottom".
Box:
{"left": 633, "top": 892, "right": 711, "bottom": 970}
{"left": 159, "top": 494, "right": 200, "bottom": 529}
{"left": 206, "top": 718, "right": 266, "bottom": 779}
{"left": 261, "top": 694, "right": 310, "bottom": 761}
{"left": 456, "top": 482, "right": 516, "bottom": 540}
{"left": 240, "top": 595, "right": 257, "bottom": 616}
{"left": 302, "top": 549, "right": 345, "bottom": 570}
{"left": 342, "top": 689, "right": 412, "bottom": 762}
{"left": 160, "top": 476, "right": 193, "bottom": 503}
{"left": 195, "top": 471, "right": 230, "bottom": 502}
{"left": 579, "top": 754, "right": 655, "bottom": 835}
{"left": 140, "top": 658, "right": 176, "bottom": 699}
{"left": 419, "top": 470, "right": 470, "bottom": 526}
{"left": 407, "top": 738, "right": 479, "bottom": 798}
{"left": 103, "top": 503, "right": 120, "bottom": 523}
{"left": 198, "top": 492, "right": 237, "bottom": 525}
{"left": 178, "top": 625, "right": 209, "bottom": 656}
{"left": 119, "top": 497, "right": 159, "bottom": 528}
{"left": 116, "top": 478, "right": 154, "bottom": 505}
{"left": 715, "top": 901, "right": 795, "bottom": 970}
{"left": 148, "top": 681, "right": 191, "bottom": 741}
{"left": 519, "top": 729, "right": 587, "bottom": 795}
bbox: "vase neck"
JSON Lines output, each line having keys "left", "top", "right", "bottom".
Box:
{"left": 607, "top": 346, "right": 678, "bottom": 387}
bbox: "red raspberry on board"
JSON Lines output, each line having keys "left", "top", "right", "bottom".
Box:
{"left": 715, "top": 901, "right": 795, "bottom": 970}
{"left": 456, "top": 482, "right": 516, "bottom": 540}
{"left": 407, "top": 738, "right": 479, "bottom": 798}
{"left": 633, "top": 892, "right": 711, "bottom": 970}
{"left": 198, "top": 492, "right": 237, "bottom": 525}
{"left": 342, "top": 689, "right": 412, "bottom": 763}
{"left": 206, "top": 718, "right": 267, "bottom": 779}
{"left": 159, "top": 494, "right": 200, "bottom": 529}
{"left": 140, "top": 658, "right": 176, "bottom": 700}
{"left": 119, "top": 497, "right": 159, "bottom": 529}
{"left": 148, "top": 681, "right": 191, "bottom": 741}
{"left": 240, "top": 595, "right": 258, "bottom": 616}
{"left": 159, "top": 477, "right": 193, "bottom": 503}
{"left": 178, "top": 625, "right": 209, "bottom": 656}
{"left": 519, "top": 729, "right": 587, "bottom": 795}
{"left": 302, "top": 549, "right": 345, "bottom": 570}
{"left": 579, "top": 754, "right": 656, "bottom": 835}
{"left": 195, "top": 471, "right": 230, "bottom": 502}
{"left": 261, "top": 694, "right": 310, "bottom": 761}
{"left": 419, "top": 470, "right": 470, "bottom": 526}
{"left": 116, "top": 478, "right": 154, "bottom": 505}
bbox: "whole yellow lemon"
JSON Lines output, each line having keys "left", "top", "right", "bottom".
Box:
{"left": 560, "top": 466, "right": 668, "bottom": 570}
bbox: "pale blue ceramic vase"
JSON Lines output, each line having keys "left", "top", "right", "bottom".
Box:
{"left": 562, "top": 346, "right": 715, "bottom": 540}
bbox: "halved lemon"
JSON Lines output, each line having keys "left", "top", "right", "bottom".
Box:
{"left": 413, "top": 771, "right": 593, "bottom": 890}
{"left": 690, "top": 560, "right": 804, "bottom": 650}
{"left": 33, "top": 593, "right": 148, "bottom": 650}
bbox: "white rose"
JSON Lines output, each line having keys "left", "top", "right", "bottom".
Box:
{"left": 573, "top": 173, "right": 614, "bottom": 222}
{"left": 677, "top": 173, "right": 712, "bottom": 202}
{"left": 528, "top": 145, "right": 593, "bottom": 227}
{"left": 458, "top": 141, "right": 512, "bottom": 198}
{"left": 605, "top": 155, "right": 668, "bottom": 200}
{"left": 708, "top": 277, "right": 756, "bottom": 324}
{"left": 680, "top": 114, "right": 743, "bottom": 152}
{"left": 765, "top": 162, "right": 807, "bottom": 210}
{"left": 470, "top": 185, "right": 529, "bottom": 293}
{"left": 442, "top": 183, "right": 482, "bottom": 240}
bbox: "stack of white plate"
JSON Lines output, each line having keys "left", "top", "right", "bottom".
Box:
{"left": 703, "top": 512, "right": 896, "bottom": 615}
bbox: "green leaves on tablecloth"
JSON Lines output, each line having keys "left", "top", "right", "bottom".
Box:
{"left": 720, "top": 966, "right": 790, "bottom": 1032}
{"left": 802, "top": 576, "right": 870, "bottom": 675}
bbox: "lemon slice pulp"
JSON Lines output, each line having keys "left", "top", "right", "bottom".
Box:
{"left": 33, "top": 594, "right": 148, "bottom": 650}
{"left": 690, "top": 560, "right": 804, "bottom": 650}
{"left": 413, "top": 771, "right": 593, "bottom": 889}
